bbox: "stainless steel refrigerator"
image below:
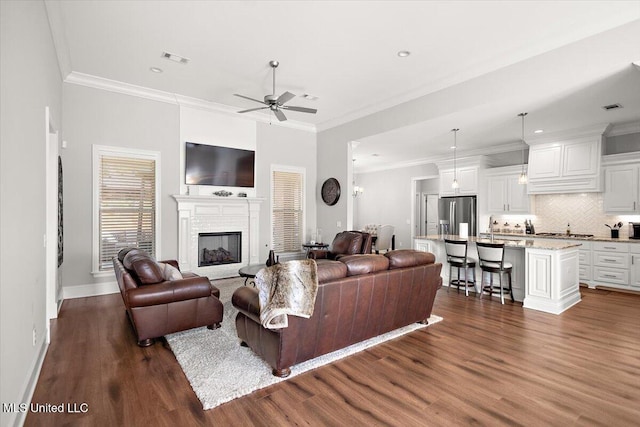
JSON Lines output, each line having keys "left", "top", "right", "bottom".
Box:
{"left": 438, "top": 196, "right": 477, "bottom": 236}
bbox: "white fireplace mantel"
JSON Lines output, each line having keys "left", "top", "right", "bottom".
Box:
{"left": 172, "top": 195, "right": 264, "bottom": 279}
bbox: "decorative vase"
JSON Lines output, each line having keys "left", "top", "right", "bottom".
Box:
{"left": 266, "top": 250, "right": 277, "bottom": 266}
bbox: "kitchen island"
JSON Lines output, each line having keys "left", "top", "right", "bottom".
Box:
{"left": 415, "top": 235, "right": 582, "bottom": 315}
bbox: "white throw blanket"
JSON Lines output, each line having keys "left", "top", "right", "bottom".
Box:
{"left": 256, "top": 259, "right": 318, "bottom": 329}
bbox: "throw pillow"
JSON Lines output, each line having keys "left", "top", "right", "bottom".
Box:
{"left": 158, "top": 262, "right": 183, "bottom": 281}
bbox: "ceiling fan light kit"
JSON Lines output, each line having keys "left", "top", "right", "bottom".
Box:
{"left": 234, "top": 60, "right": 318, "bottom": 122}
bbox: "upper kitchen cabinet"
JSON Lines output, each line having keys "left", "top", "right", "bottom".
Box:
{"left": 486, "top": 165, "right": 531, "bottom": 214}
{"left": 526, "top": 125, "right": 607, "bottom": 194}
{"left": 602, "top": 152, "right": 640, "bottom": 214}
{"left": 439, "top": 166, "right": 479, "bottom": 197}
{"left": 437, "top": 156, "right": 487, "bottom": 197}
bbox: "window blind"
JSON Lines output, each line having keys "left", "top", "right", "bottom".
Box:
{"left": 272, "top": 170, "right": 303, "bottom": 253}
{"left": 98, "top": 155, "right": 156, "bottom": 270}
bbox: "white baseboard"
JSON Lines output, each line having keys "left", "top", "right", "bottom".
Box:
{"left": 8, "top": 338, "right": 48, "bottom": 427}
{"left": 63, "top": 281, "right": 119, "bottom": 299}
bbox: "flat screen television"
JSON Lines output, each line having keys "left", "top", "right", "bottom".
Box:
{"left": 185, "top": 142, "right": 255, "bottom": 187}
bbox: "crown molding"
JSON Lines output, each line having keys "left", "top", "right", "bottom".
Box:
{"left": 602, "top": 150, "right": 640, "bottom": 166}
{"left": 606, "top": 120, "right": 640, "bottom": 137}
{"left": 355, "top": 141, "right": 525, "bottom": 174}
{"left": 526, "top": 123, "right": 611, "bottom": 145}
{"left": 64, "top": 72, "right": 317, "bottom": 133}
{"left": 65, "top": 72, "right": 178, "bottom": 103}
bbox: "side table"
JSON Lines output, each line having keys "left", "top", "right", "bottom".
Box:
{"left": 302, "top": 243, "right": 329, "bottom": 257}
{"left": 238, "top": 264, "right": 265, "bottom": 287}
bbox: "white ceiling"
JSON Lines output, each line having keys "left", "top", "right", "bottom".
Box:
{"left": 46, "top": 1, "right": 640, "bottom": 171}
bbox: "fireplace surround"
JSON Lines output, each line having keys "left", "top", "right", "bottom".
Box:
{"left": 172, "top": 195, "right": 263, "bottom": 279}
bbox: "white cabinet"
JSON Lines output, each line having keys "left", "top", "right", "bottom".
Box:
{"left": 439, "top": 167, "right": 478, "bottom": 197}
{"left": 578, "top": 241, "right": 592, "bottom": 282}
{"left": 486, "top": 166, "right": 531, "bottom": 214}
{"left": 414, "top": 239, "right": 432, "bottom": 253}
{"left": 528, "top": 145, "right": 562, "bottom": 180}
{"left": 630, "top": 245, "right": 640, "bottom": 289}
{"left": 527, "top": 136, "right": 602, "bottom": 194}
{"left": 603, "top": 164, "right": 639, "bottom": 213}
{"left": 592, "top": 241, "right": 630, "bottom": 288}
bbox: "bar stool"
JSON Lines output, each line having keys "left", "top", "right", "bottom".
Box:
{"left": 476, "top": 242, "right": 514, "bottom": 304}
{"left": 444, "top": 239, "right": 477, "bottom": 296}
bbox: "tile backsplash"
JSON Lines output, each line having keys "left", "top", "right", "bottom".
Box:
{"left": 495, "top": 193, "right": 640, "bottom": 238}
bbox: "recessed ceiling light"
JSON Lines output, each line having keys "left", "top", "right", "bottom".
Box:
{"left": 302, "top": 94, "right": 319, "bottom": 101}
{"left": 397, "top": 50, "right": 411, "bottom": 58}
{"left": 534, "top": 129, "right": 544, "bottom": 134}
{"left": 149, "top": 67, "right": 163, "bottom": 73}
{"left": 162, "top": 51, "right": 190, "bottom": 64}
{"left": 372, "top": 153, "right": 380, "bottom": 157}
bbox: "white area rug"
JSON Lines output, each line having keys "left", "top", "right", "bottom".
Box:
{"left": 165, "top": 277, "right": 443, "bottom": 410}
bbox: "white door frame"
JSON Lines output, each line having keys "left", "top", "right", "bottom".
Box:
{"left": 45, "top": 107, "right": 60, "bottom": 332}
{"left": 410, "top": 175, "right": 438, "bottom": 240}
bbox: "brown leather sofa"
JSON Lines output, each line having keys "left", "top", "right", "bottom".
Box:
{"left": 232, "top": 249, "right": 442, "bottom": 377}
{"left": 307, "top": 230, "right": 373, "bottom": 260}
{"left": 112, "top": 248, "right": 223, "bottom": 346}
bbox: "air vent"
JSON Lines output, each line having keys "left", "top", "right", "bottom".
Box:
{"left": 162, "top": 51, "right": 189, "bottom": 64}
{"left": 602, "top": 103, "right": 622, "bottom": 111}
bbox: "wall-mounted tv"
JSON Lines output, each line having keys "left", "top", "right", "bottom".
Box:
{"left": 185, "top": 142, "right": 255, "bottom": 187}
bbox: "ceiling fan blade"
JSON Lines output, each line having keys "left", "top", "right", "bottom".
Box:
{"left": 281, "top": 105, "right": 317, "bottom": 114}
{"left": 237, "top": 106, "right": 269, "bottom": 113}
{"left": 234, "top": 93, "right": 266, "bottom": 105}
{"left": 277, "top": 91, "right": 296, "bottom": 105}
{"left": 273, "top": 108, "right": 287, "bottom": 121}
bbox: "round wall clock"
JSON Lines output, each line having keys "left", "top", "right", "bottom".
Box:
{"left": 321, "top": 178, "right": 341, "bottom": 206}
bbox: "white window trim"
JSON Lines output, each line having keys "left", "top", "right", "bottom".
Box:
{"left": 270, "top": 164, "right": 306, "bottom": 256}
{"left": 91, "top": 145, "right": 162, "bottom": 277}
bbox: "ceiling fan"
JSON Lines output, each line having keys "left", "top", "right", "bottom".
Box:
{"left": 234, "top": 60, "right": 317, "bottom": 122}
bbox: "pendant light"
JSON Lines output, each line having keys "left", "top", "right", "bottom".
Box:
{"left": 518, "top": 112, "right": 528, "bottom": 185}
{"left": 451, "top": 128, "right": 460, "bottom": 189}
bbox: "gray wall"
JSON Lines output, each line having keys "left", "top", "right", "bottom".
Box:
{"left": 1, "top": 1, "right": 63, "bottom": 425}
{"left": 316, "top": 129, "right": 352, "bottom": 242}
{"left": 605, "top": 132, "right": 640, "bottom": 154}
{"left": 256, "top": 122, "right": 317, "bottom": 260}
{"left": 62, "top": 84, "right": 180, "bottom": 287}
{"left": 353, "top": 163, "right": 439, "bottom": 250}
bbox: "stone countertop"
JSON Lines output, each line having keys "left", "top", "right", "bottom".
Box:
{"left": 415, "top": 235, "right": 582, "bottom": 250}
{"left": 478, "top": 232, "right": 640, "bottom": 244}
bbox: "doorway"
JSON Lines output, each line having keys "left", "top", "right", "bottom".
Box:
{"left": 411, "top": 175, "right": 439, "bottom": 238}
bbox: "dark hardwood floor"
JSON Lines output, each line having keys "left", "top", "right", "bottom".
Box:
{"left": 25, "top": 286, "right": 640, "bottom": 426}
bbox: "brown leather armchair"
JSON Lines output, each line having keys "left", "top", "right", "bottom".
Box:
{"left": 112, "top": 248, "right": 223, "bottom": 346}
{"left": 308, "top": 230, "right": 373, "bottom": 260}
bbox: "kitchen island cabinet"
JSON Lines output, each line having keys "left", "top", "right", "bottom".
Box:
{"left": 415, "top": 235, "right": 582, "bottom": 315}
{"left": 484, "top": 232, "right": 640, "bottom": 292}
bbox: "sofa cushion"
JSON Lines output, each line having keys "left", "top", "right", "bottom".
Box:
{"left": 123, "top": 251, "right": 164, "bottom": 285}
{"left": 331, "top": 232, "right": 363, "bottom": 255}
{"left": 315, "top": 259, "right": 348, "bottom": 283}
{"left": 385, "top": 250, "right": 435, "bottom": 269}
{"left": 117, "top": 247, "right": 140, "bottom": 262}
{"left": 340, "top": 254, "right": 389, "bottom": 276}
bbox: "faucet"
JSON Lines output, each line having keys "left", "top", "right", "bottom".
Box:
{"left": 489, "top": 216, "right": 494, "bottom": 242}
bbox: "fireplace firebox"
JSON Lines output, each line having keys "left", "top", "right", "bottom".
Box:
{"left": 198, "top": 232, "right": 241, "bottom": 267}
